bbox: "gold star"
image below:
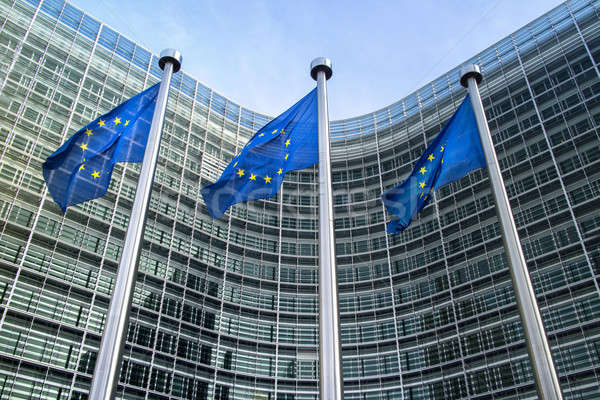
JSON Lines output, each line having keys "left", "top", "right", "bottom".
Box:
{"left": 427, "top": 154, "right": 434, "bottom": 162}
{"left": 85, "top": 128, "right": 93, "bottom": 136}
{"left": 114, "top": 117, "right": 121, "bottom": 125}
{"left": 92, "top": 170, "right": 100, "bottom": 179}
{"left": 80, "top": 143, "right": 88, "bottom": 151}
{"left": 79, "top": 164, "right": 85, "bottom": 171}
{"left": 264, "top": 175, "right": 272, "bottom": 183}
{"left": 249, "top": 173, "right": 257, "bottom": 181}
{"left": 259, "top": 133, "right": 264, "bottom": 137}
{"left": 441, "top": 158, "right": 444, "bottom": 164}
{"left": 98, "top": 120, "right": 105, "bottom": 127}
{"left": 419, "top": 182, "right": 426, "bottom": 189}
{"left": 233, "top": 161, "right": 238, "bottom": 167}
{"left": 285, "top": 139, "right": 291, "bottom": 147}
{"left": 280, "top": 129, "right": 285, "bottom": 135}
{"left": 272, "top": 129, "right": 278, "bottom": 134}
{"left": 277, "top": 168, "right": 283, "bottom": 175}
{"left": 284, "top": 154, "right": 289, "bottom": 160}
{"left": 420, "top": 192, "right": 424, "bottom": 199}
{"left": 419, "top": 167, "right": 427, "bottom": 175}
{"left": 440, "top": 145, "right": 445, "bottom": 152}
{"left": 236, "top": 169, "right": 245, "bottom": 177}
{"left": 124, "top": 120, "right": 130, "bottom": 126}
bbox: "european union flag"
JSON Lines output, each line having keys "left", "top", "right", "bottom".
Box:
{"left": 201, "top": 89, "right": 317, "bottom": 218}
{"left": 43, "top": 84, "right": 160, "bottom": 212}
{"left": 382, "top": 94, "right": 486, "bottom": 233}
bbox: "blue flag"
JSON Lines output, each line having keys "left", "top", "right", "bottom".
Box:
{"left": 43, "top": 84, "right": 159, "bottom": 212}
{"left": 382, "top": 94, "right": 486, "bottom": 234}
{"left": 201, "top": 89, "right": 318, "bottom": 218}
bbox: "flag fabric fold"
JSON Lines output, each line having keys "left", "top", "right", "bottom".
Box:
{"left": 382, "top": 94, "right": 486, "bottom": 234}
{"left": 201, "top": 88, "right": 318, "bottom": 219}
{"left": 42, "top": 83, "right": 159, "bottom": 212}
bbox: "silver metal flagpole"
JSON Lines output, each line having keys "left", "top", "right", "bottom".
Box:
{"left": 311, "top": 58, "right": 343, "bottom": 400}
{"left": 460, "top": 64, "right": 562, "bottom": 400}
{"left": 89, "top": 49, "right": 182, "bottom": 400}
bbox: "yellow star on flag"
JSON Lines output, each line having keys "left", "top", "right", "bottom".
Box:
{"left": 280, "top": 129, "right": 285, "bottom": 135}
{"left": 419, "top": 182, "right": 426, "bottom": 189}
{"left": 236, "top": 169, "right": 245, "bottom": 177}
{"left": 79, "top": 164, "right": 85, "bottom": 171}
{"left": 92, "top": 170, "right": 100, "bottom": 179}
{"left": 440, "top": 145, "right": 445, "bottom": 152}
{"left": 114, "top": 117, "right": 121, "bottom": 125}
{"left": 284, "top": 154, "right": 289, "bottom": 160}
{"left": 249, "top": 173, "right": 257, "bottom": 181}
{"left": 124, "top": 120, "right": 129, "bottom": 126}
{"left": 285, "top": 139, "right": 291, "bottom": 147}
{"left": 277, "top": 168, "right": 283, "bottom": 175}
{"left": 419, "top": 167, "right": 427, "bottom": 175}
{"left": 427, "top": 154, "right": 434, "bottom": 162}
{"left": 272, "top": 129, "right": 278, "bottom": 134}
{"left": 259, "top": 133, "right": 264, "bottom": 137}
{"left": 80, "top": 143, "right": 88, "bottom": 151}
{"left": 85, "top": 129, "right": 93, "bottom": 136}
{"left": 233, "top": 161, "right": 238, "bottom": 167}
{"left": 264, "top": 176, "right": 272, "bottom": 183}
{"left": 98, "top": 120, "right": 105, "bottom": 127}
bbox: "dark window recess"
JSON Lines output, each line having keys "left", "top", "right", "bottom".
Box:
{"left": 201, "top": 344, "right": 212, "bottom": 365}
{"left": 287, "top": 360, "right": 296, "bottom": 378}
{"left": 77, "top": 350, "right": 97, "bottom": 374}
{"left": 120, "top": 360, "right": 149, "bottom": 388}
{"left": 223, "top": 350, "right": 232, "bottom": 370}
{"left": 197, "top": 381, "right": 209, "bottom": 399}
{"left": 214, "top": 385, "right": 230, "bottom": 400}
{"left": 203, "top": 311, "right": 215, "bottom": 330}
{"left": 208, "top": 281, "right": 219, "bottom": 297}
{"left": 277, "top": 393, "right": 295, "bottom": 400}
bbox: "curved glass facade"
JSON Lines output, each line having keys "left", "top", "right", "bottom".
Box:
{"left": 0, "top": 0, "right": 599, "bottom": 399}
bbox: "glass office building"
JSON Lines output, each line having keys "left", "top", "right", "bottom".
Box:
{"left": 0, "top": 0, "right": 599, "bottom": 398}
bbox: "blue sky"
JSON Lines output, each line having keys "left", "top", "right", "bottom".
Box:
{"left": 71, "top": 0, "right": 563, "bottom": 120}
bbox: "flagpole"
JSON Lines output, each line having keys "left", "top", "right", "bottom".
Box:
{"left": 311, "top": 57, "right": 343, "bottom": 400}
{"left": 460, "top": 64, "right": 562, "bottom": 400}
{"left": 88, "top": 49, "right": 182, "bottom": 400}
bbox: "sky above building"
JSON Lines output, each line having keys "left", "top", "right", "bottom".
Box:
{"left": 71, "top": 0, "right": 563, "bottom": 120}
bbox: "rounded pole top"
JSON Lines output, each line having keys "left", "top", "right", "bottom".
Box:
{"left": 159, "top": 49, "right": 182, "bottom": 73}
{"left": 460, "top": 64, "right": 482, "bottom": 88}
{"left": 310, "top": 57, "right": 332, "bottom": 81}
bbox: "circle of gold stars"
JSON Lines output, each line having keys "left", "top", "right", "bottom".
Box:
{"left": 77, "top": 116, "right": 129, "bottom": 180}
{"left": 229, "top": 127, "right": 297, "bottom": 185}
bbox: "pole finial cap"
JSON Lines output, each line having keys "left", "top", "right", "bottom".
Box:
{"left": 460, "top": 64, "right": 482, "bottom": 88}
{"left": 159, "top": 49, "right": 182, "bottom": 73}
{"left": 310, "top": 57, "right": 332, "bottom": 81}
